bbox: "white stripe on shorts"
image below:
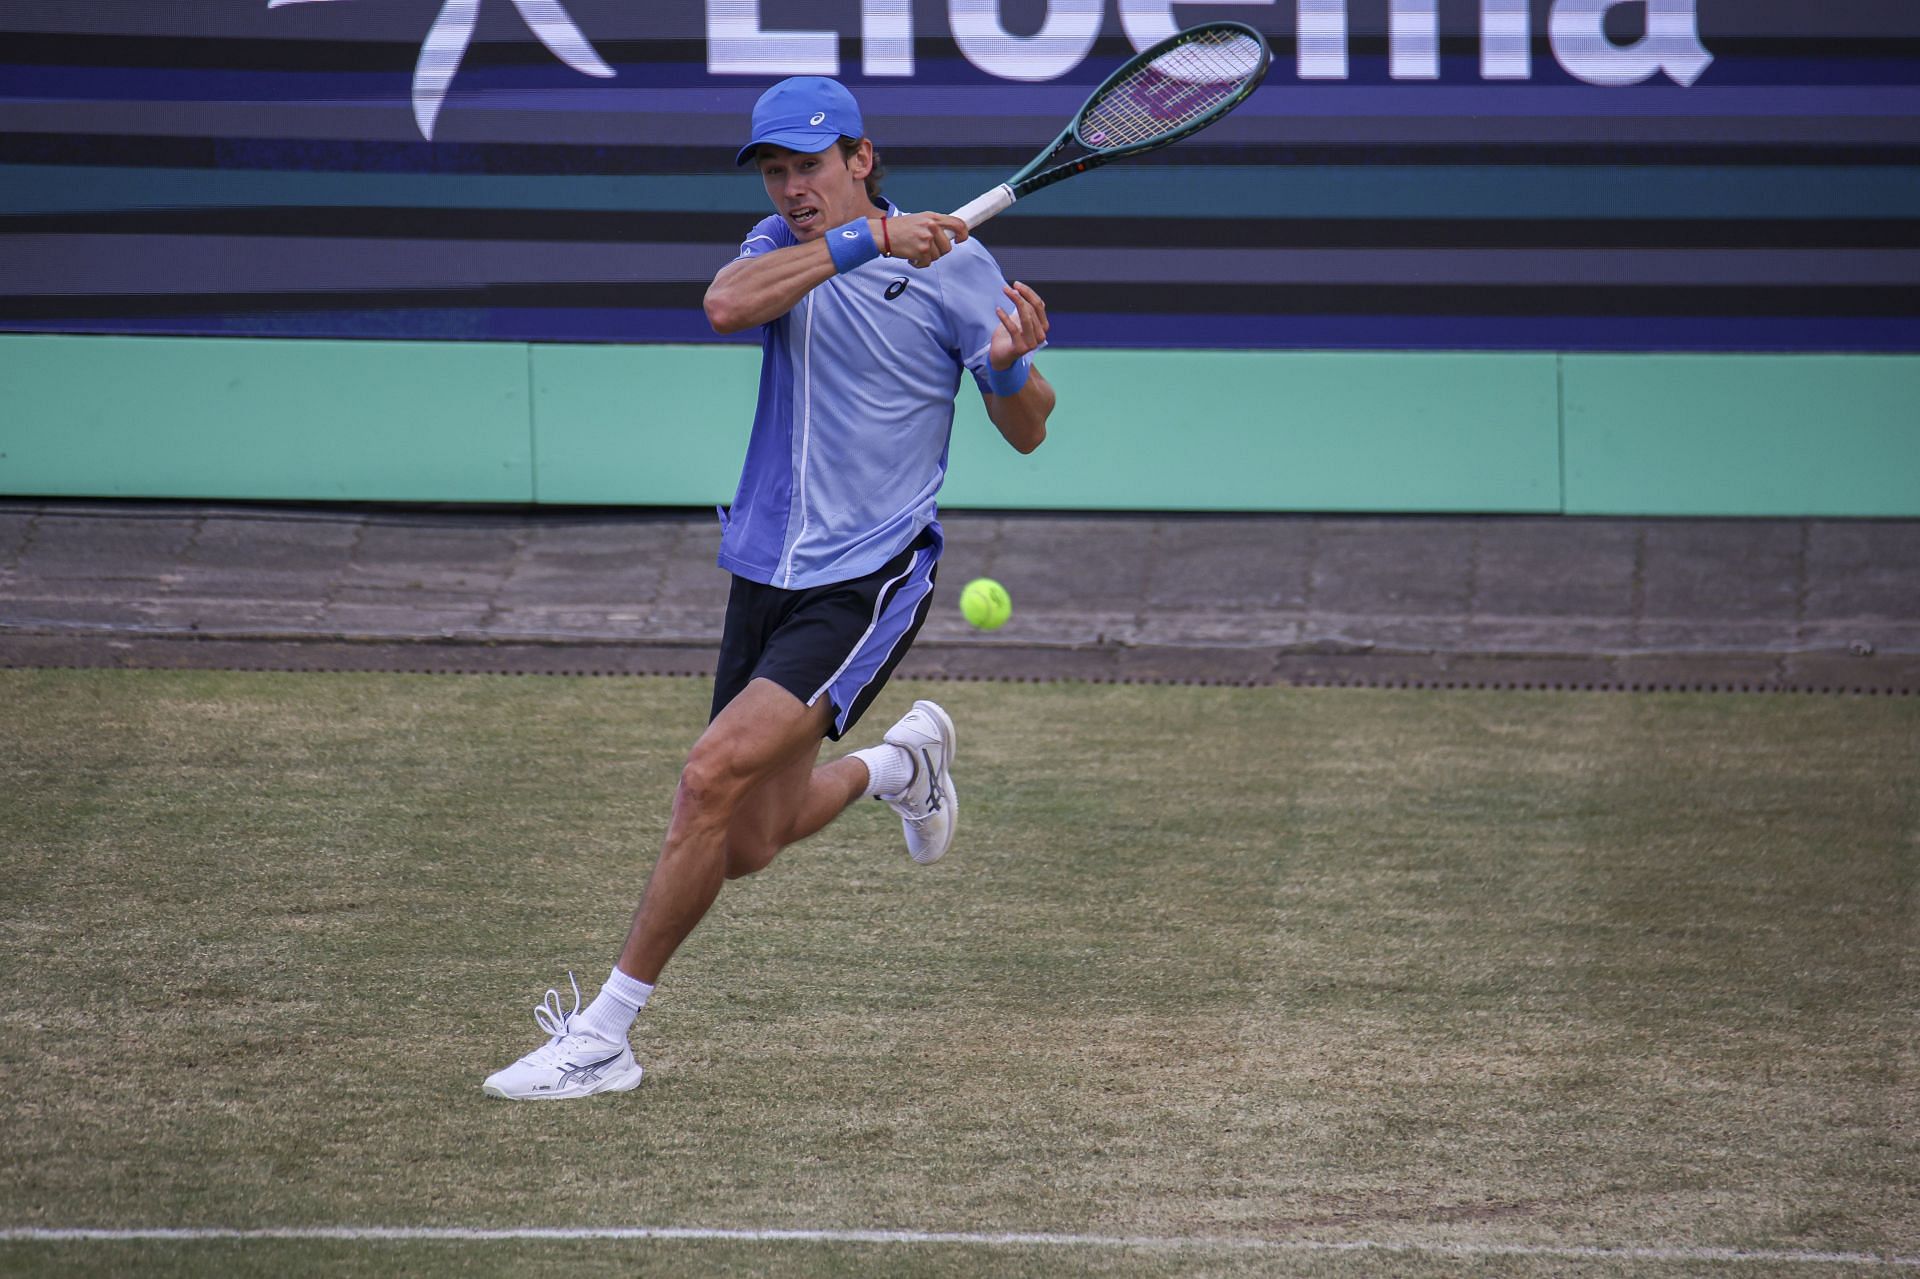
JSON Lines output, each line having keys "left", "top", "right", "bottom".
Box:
{"left": 807, "top": 547, "right": 927, "bottom": 711}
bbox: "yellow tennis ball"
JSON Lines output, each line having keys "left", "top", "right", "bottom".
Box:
{"left": 959, "top": 577, "right": 1012, "bottom": 631}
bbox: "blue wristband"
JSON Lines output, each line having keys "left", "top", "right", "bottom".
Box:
{"left": 986, "top": 354, "right": 1031, "bottom": 398}
{"left": 826, "top": 218, "right": 879, "bottom": 274}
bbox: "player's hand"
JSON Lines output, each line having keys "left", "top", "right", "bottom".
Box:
{"left": 878, "top": 212, "right": 970, "bottom": 269}
{"left": 989, "top": 281, "right": 1048, "bottom": 370}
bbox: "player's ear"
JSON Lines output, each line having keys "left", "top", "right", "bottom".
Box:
{"left": 847, "top": 138, "right": 874, "bottom": 182}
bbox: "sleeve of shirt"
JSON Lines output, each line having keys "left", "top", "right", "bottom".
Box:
{"left": 938, "top": 240, "right": 1031, "bottom": 395}
{"left": 737, "top": 214, "right": 795, "bottom": 260}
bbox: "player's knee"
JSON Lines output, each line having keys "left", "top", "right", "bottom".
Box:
{"left": 678, "top": 741, "right": 753, "bottom": 815}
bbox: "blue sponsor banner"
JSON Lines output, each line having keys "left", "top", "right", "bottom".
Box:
{"left": 1, "top": 0, "right": 1916, "bottom": 350}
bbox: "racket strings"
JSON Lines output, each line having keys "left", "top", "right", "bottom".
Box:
{"left": 1079, "top": 28, "right": 1264, "bottom": 149}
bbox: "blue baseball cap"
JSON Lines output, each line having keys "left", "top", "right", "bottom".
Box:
{"left": 735, "top": 77, "right": 865, "bottom": 167}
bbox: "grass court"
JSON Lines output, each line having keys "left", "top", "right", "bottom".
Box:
{"left": 0, "top": 669, "right": 1914, "bottom": 1277}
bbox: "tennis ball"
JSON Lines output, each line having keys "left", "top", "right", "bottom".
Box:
{"left": 959, "top": 577, "right": 1012, "bottom": 631}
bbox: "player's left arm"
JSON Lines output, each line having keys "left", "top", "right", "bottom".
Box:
{"left": 982, "top": 281, "right": 1054, "bottom": 454}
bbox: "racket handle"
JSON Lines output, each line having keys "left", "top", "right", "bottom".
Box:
{"left": 950, "top": 184, "right": 1016, "bottom": 231}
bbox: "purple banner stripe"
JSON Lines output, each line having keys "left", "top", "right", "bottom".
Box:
{"left": 8, "top": 98, "right": 1917, "bottom": 152}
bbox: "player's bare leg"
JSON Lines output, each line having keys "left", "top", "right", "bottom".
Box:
{"left": 722, "top": 746, "right": 871, "bottom": 881}
{"left": 484, "top": 682, "right": 955, "bottom": 1099}
{"left": 618, "top": 678, "right": 836, "bottom": 983}
{"left": 483, "top": 678, "right": 834, "bottom": 1100}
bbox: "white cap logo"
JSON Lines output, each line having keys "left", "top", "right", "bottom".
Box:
{"left": 809, "top": 111, "right": 827, "bottom": 125}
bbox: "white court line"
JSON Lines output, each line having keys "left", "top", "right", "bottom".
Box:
{"left": 2, "top": 1226, "right": 1917, "bottom": 1267}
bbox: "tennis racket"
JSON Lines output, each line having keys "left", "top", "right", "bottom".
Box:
{"left": 949, "top": 22, "right": 1272, "bottom": 230}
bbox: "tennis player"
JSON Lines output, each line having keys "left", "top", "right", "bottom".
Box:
{"left": 483, "top": 75, "right": 1056, "bottom": 1099}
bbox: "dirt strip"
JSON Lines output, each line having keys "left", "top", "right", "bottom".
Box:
{"left": 4, "top": 632, "right": 1914, "bottom": 695}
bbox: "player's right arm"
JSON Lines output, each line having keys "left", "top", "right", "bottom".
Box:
{"left": 704, "top": 238, "right": 837, "bottom": 335}
{"left": 705, "top": 213, "right": 970, "bottom": 334}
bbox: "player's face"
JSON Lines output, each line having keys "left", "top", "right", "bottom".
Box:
{"left": 755, "top": 143, "right": 873, "bottom": 241}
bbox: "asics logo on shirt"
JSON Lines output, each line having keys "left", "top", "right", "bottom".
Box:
{"left": 884, "top": 277, "right": 910, "bottom": 301}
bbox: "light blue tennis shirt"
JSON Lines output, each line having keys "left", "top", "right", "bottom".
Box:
{"left": 718, "top": 201, "right": 1015, "bottom": 590}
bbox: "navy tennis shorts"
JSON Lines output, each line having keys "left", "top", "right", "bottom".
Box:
{"left": 711, "top": 531, "right": 940, "bottom": 741}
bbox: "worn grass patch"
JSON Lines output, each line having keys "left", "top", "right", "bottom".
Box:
{"left": 0, "top": 670, "right": 1913, "bottom": 1277}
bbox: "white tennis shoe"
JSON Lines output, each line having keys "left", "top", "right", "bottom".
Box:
{"left": 880, "top": 699, "right": 958, "bottom": 865}
{"left": 482, "top": 975, "right": 643, "bottom": 1101}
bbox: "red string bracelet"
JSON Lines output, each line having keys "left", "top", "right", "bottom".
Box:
{"left": 880, "top": 218, "right": 892, "bottom": 258}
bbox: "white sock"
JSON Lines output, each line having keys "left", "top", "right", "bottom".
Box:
{"left": 575, "top": 966, "right": 652, "bottom": 1043}
{"left": 850, "top": 743, "right": 915, "bottom": 799}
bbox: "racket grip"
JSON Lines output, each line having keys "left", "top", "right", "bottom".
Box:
{"left": 950, "top": 184, "right": 1016, "bottom": 231}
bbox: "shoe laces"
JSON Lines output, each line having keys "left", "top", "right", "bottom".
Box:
{"left": 532, "top": 972, "right": 584, "bottom": 1043}
{"left": 513, "top": 978, "right": 615, "bottom": 1070}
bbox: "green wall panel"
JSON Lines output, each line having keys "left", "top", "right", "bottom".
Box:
{"left": 944, "top": 349, "right": 1560, "bottom": 512}
{"left": 0, "top": 334, "right": 531, "bottom": 502}
{"left": 529, "top": 345, "right": 1560, "bottom": 513}
{"left": 5, "top": 334, "right": 1916, "bottom": 517}
{"left": 531, "top": 344, "right": 754, "bottom": 505}
{"left": 1562, "top": 355, "right": 1920, "bottom": 517}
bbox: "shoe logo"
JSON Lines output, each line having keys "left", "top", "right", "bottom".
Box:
{"left": 558, "top": 1050, "right": 624, "bottom": 1088}
{"left": 884, "top": 276, "right": 909, "bottom": 301}
{"left": 810, "top": 111, "right": 827, "bottom": 125}
{"left": 920, "top": 747, "right": 943, "bottom": 812}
